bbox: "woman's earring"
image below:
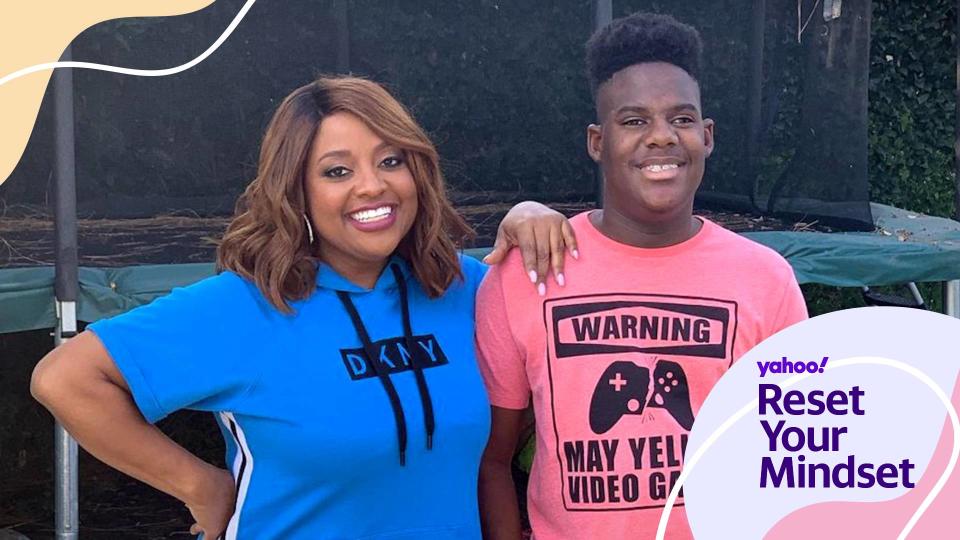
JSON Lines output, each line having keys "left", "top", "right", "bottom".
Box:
{"left": 303, "top": 214, "right": 315, "bottom": 245}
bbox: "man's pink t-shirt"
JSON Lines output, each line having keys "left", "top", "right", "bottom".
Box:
{"left": 476, "top": 212, "right": 807, "bottom": 540}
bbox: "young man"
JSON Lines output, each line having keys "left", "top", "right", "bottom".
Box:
{"left": 476, "top": 13, "right": 807, "bottom": 540}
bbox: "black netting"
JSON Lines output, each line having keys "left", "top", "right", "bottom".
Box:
{"left": 619, "top": 0, "right": 873, "bottom": 229}
{"left": 2, "top": 0, "right": 873, "bottom": 229}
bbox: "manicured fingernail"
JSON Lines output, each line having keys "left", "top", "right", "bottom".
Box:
{"left": 537, "top": 282, "right": 546, "bottom": 296}
{"left": 572, "top": 249, "right": 580, "bottom": 260}
{"left": 557, "top": 273, "right": 565, "bottom": 287}
{"left": 528, "top": 270, "right": 538, "bottom": 283}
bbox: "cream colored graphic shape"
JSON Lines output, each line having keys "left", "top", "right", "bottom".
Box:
{"left": 0, "top": 1, "right": 215, "bottom": 186}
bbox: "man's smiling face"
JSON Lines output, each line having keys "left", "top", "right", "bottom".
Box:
{"left": 588, "top": 62, "right": 714, "bottom": 223}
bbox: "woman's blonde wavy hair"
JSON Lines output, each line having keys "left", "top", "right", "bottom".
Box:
{"left": 217, "top": 76, "right": 473, "bottom": 312}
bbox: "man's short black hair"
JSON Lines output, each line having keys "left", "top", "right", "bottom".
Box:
{"left": 586, "top": 12, "right": 703, "bottom": 96}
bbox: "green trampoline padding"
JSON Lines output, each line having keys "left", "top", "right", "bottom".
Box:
{"left": 3, "top": 204, "right": 960, "bottom": 334}
{"left": 745, "top": 204, "right": 960, "bottom": 287}
{"left": 0, "top": 264, "right": 216, "bottom": 334}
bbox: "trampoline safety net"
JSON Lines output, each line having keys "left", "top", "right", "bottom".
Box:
{"left": 2, "top": 0, "right": 873, "bottom": 229}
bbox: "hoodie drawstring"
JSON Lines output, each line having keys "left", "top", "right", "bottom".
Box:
{"left": 334, "top": 263, "right": 436, "bottom": 466}
{"left": 390, "top": 264, "right": 436, "bottom": 450}
{"left": 336, "top": 289, "right": 407, "bottom": 465}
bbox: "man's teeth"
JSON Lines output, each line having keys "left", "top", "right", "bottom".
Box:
{"left": 644, "top": 163, "right": 680, "bottom": 173}
{"left": 350, "top": 206, "right": 393, "bottom": 222}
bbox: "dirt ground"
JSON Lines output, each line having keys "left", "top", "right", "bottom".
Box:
{"left": 0, "top": 202, "right": 808, "bottom": 539}
{"left": 0, "top": 202, "right": 808, "bottom": 268}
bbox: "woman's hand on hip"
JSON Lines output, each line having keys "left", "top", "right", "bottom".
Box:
{"left": 187, "top": 466, "right": 236, "bottom": 539}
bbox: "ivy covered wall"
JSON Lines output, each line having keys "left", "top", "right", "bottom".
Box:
{"left": 869, "top": 0, "right": 956, "bottom": 217}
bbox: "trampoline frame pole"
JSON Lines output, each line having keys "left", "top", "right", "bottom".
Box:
{"left": 955, "top": 0, "right": 959, "bottom": 221}
{"left": 593, "top": 0, "right": 612, "bottom": 205}
{"left": 53, "top": 45, "right": 80, "bottom": 540}
{"left": 593, "top": 1, "right": 612, "bottom": 42}
{"left": 944, "top": 281, "right": 960, "bottom": 319}
{"left": 951, "top": 3, "right": 960, "bottom": 319}
{"left": 746, "top": 0, "right": 765, "bottom": 207}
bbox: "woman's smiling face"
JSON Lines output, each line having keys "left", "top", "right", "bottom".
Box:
{"left": 304, "top": 112, "right": 418, "bottom": 282}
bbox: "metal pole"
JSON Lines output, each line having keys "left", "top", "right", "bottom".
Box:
{"left": 944, "top": 280, "right": 960, "bottom": 318}
{"left": 954, "top": 0, "right": 959, "bottom": 220}
{"left": 747, "top": 0, "right": 765, "bottom": 209}
{"left": 593, "top": 0, "right": 612, "bottom": 206}
{"left": 594, "top": 0, "right": 612, "bottom": 29}
{"left": 333, "top": 0, "right": 350, "bottom": 73}
{"left": 53, "top": 45, "right": 80, "bottom": 540}
{"left": 948, "top": 3, "right": 960, "bottom": 320}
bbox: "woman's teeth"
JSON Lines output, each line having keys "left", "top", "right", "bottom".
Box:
{"left": 350, "top": 206, "right": 393, "bottom": 223}
{"left": 644, "top": 163, "right": 680, "bottom": 173}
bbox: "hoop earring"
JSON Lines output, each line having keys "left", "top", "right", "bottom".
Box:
{"left": 303, "top": 214, "right": 315, "bottom": 245}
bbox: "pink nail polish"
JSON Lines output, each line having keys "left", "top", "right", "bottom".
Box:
{"left": 572, "top": 249, "right": 580, "bottom": 260}
{"left": 528, "top": 270, "right": 538, "bottom": 283}
{"left": 537, "top": 282, "right": 546, "bottom": 296}
{"left": 557, "top": 273, "right": 565, "bottom": 287}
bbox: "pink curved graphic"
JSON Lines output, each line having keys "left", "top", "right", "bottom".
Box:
{"left": 764, "top": 373, "right": 960, "bottom": 539}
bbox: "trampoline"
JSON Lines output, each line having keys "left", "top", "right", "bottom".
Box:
{"left": 3, "top": 201, "right": 960, "bottom": 338}
{"left": 1, "top": 0, "right": 958, "bottom": 538}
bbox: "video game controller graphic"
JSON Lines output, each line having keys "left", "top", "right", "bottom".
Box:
{"left": 589, "top": 361, "right": 650, "bottom": 434}
{"left": 588, "top": 359, "right": 694, "bottom": 434}
{"left": 646, "top": 360, "right": 694, "bottom": 430}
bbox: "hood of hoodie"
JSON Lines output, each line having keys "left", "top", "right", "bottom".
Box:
{"left": 314, "top": 254, "right": 412, "bottom": 294}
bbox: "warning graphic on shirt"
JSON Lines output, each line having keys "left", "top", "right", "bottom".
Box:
{"left": 543, "top": 293, "right": 738, "bottom": 512}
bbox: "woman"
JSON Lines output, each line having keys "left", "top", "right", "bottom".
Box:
{"left": 30, "top": 77, "right": 574, "bottom": 539}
